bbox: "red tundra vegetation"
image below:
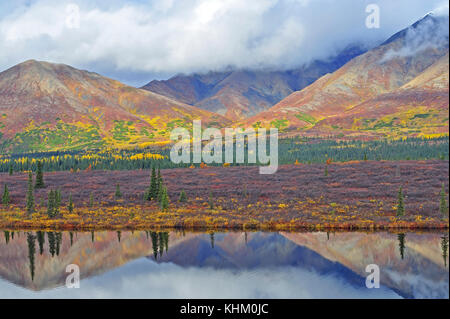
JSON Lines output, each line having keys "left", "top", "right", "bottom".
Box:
{"left": 0, "top": 160, "right": 448, "bottom": 231}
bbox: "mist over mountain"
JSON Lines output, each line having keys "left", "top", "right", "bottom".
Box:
{"left": 142, "top": 45, "right": 366, "bottom": 120}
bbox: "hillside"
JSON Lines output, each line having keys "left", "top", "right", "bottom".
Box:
{"left": 142, "top": 46, "right": 365, "bottom": 121}
{"left": 244, "top": 14, "right": 449, "bottom": 138}
{"left": 0, "top": 60, "right": 228, "bottom": 153}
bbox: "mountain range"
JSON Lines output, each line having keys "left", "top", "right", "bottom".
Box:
{"left": 0, "top": 13, "right": 448, "bottom": 153}
{"left": 141, "top": 45, "right": 365, "bottom": 121}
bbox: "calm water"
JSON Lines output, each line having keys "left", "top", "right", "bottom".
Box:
{"left": 0, "top": 230, "right": 448, "bottom": 299}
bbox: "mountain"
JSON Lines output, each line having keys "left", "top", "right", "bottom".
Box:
{"left": 0, "top": 231, "right": 194, "bottom": 291}
{"left": 0, "top": 60, "right": 229, "bottom": 153}
{"left": 142, "top": 46, "right": 366, "bottom": 121}
{"left": 245, "top": 14, "right": 449, "bottom": 138}
{"left": 282, "top": 232, "right": 449, "bottom": 299}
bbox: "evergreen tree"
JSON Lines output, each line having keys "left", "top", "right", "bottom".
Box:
{"left": 210, "top": 232, "right": 215, "bottom": 249}
{"left": 69, "top": 232, "right": 74, "bottom": 246}
{"left": 115, "top": 184, "right": 122, "bottom": 199}
{"left": 8, "top": 165, "right": 13, "bottom": 176}
{"left": 27, "top": 232, "right": 36, "bottom": 281}
{"left": 89, "top": 192, "right": 94, "bottom": 207}
{"left": 151, "top": 232, "right": 158, "bottom": 260}
{"left": 398, "top": 233, "right": 406, "bottom": 260}
{"left": 68, "top": 194, "right": 74, "bottom": 214}
{"left": 441, "top": 236, "right": 448, "bottom": 268}
{"left": 160, "top": 186, "right": 169, "bottom": 211}
{"left": 36, "top": 231, "right": 45, "bottom": 255}
{"left": 2, "top": 184, "right": 10, "bottom": 205}
{"left": 179, "top": 190, "right": 187, "bottom": 203}
{"left": 157, "top": 180, "right": 164, "bottom": 203}
{"left": 148, "top": 167, "right": 158, "bottom": 201}
{"left": 47, "top": 232, "right": 56, "bottom": 257}
{"left": 47, "top": 190, "right": 55, "bottom": 218}
{"left": 156, "top": 167, "right": 162, "bottom": 197}
{"left": 35, "top": 161, "right": 45, "bottom": 189}
{"left": 439, "top": 183, "right": 448, "bottom": 217}
{"left": 54, "top": 189, "right": 61, "bottom": 216}
{"left": 397, "top": 186, "right": 405, "bottom": 217}
{"left": 26, "top": 172, "right": 35, "bottom": 214}
{"left": 324, "top": 165, "right": 328, "bottom": 177}
{"left": 208, "top": 191, "right": 214, "bottom": 209}
{"left": 364, "top": 153, "right": 367, "bottom": 161}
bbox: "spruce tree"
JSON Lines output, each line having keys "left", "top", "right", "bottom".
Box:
{"left": 8, "top": 165, "right": 13, "bottom": 176}
{"left": 157, "top": 180, "right": 164, "bottom": 203}
{"left": 54, "top": 189, "right": 61, "bottom": 216}
{"left": 156, "top": 167, "right": 162, "bottom": 198}
{"left": 397, "top": 186, "right": 405, "bottom": 217}
{"left": 208, "top": 191, "right": 214, "bottom": 209}
{"left": 26, "top": 172, "right": 34, "bottom": 214}
{"left": 89, "top": 192, "right": 94, "bottom": 208}
{"left": 440, "top": 183, "right": 448, "bottom": 217}
{"left": 115, "top": 184, "right": 122, "bottom": 199}
{"left": 35, "top": 161, "right": 45, "bottom": 189}
{"left": 160, "top": 186, "right": 169, "bottom": 211}
{"left": 47, "top": 190, "right": 55, "bottom": 218}
{"left": 179, "top": 190, "right": 187, "bottom": 203}
{"left": 148, "top": 167, "right": 157, "bottom": 200}
{"left": 2, "top": 184, "right": 10, "bottom": 205}
{"left": 68, "top": 194, "right": 74, "bottom": 214}
{"left": 324, "top": 165, "right": 328, "bottom": 177}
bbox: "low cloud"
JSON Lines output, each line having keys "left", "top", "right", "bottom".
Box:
{"left": 0, "top": 0, "right": 447, "bottom": 85}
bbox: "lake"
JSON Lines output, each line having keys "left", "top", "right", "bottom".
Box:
{"left": 0, "top": 230, "right": 448, "bottom": 299}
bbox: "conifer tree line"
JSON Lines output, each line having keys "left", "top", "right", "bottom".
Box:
{"left": 1, "top": 137, "right": 448, "bottom": 173}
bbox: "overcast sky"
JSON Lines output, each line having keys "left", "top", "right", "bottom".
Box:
{"left": 0, "top": 0, "right": 448, "bottom": 86}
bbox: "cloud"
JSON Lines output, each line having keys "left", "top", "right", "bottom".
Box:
{"left": 0, "top": 0, "right": 447, "bottom": 85}
{"left": 0, "top": 258, "right": 402, "bottom": 299}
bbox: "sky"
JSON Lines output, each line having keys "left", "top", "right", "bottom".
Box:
{"left": 0, "top": 0, "right": 448, "bottom": 86}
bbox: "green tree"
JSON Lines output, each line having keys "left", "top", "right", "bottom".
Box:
{"left": 160, "top": 186, "right": 169, "bottom": 211}
{"left": 148, "top": 166, "right": 158, "bottom": 201}
{"left": 208, "top": 191, "right": 214, "bottom": 209}
{"left": 35, "top": 161, "right": 45, "bottom": 189}
{"left": 68, "top": 194, "right": 74, "bottom": 214}
{"left": 157, "top": 167, "right": 162, "bottom": 197}
{"left": 54, "top": 189, "right": 61, "bottom": 216}
{"left": 441, "top": 235, "right": 448, "bottom": 268}
{"left": 324, "top": 165, "right": 328, "bottom": 177}
{"left": 27, "top": 232, "right": 36, "bottom": 281}
{"left": 397, "top": 186, "right": 405, "bottom": 217}
{"left": 8, "top": 165, "right": 13, "bottom": 176}
{"left": 47, "top": 190, "right": 55, "bottom": 218}
{"left": 36, "top": 231, "right": 45, "bottom": 255}
{"left": 398, "top": 233, "right": 406, "bottom": 260}
{"left": 26, "top": 172, "right": 35, "bottom": 214}
{"left": 47, "top": 232, "right": 56, "bottom": 257}
{"left": 115, "top": 184, "right": 122, "bottom": 199}
{"left": 179, "top": 190, "right": 187, "bottom": 203}
{"left": 157, "top": 180, "right": 164, "bottom": 203}
{"left": 439, "top": 183, "right": 448, "bottom": 217}
{"left": 2, "top": 184, "right": 10, "bottom": 205}
{"left": 89, "top": 192, "right": 94, "bottom": 207}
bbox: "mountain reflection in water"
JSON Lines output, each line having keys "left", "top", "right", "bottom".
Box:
{"left": 0, "top": 230, "right": 448, "bottom": 299}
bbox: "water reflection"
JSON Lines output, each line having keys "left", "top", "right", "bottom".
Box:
{"left": 0, "top": 230, "right": 448, "bottom": 299}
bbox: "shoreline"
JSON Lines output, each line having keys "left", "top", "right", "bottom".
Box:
{"left": 0, "top": 206, "right": 448, "bottom": 232}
